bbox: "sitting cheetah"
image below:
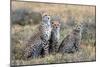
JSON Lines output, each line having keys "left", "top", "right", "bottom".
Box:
{"left": 58, "top": 24, "right": 82, "bottom": 53}
{"left": 39, "top": 13, "right": 52, "bottom": 55}
{"left": 23, "top": 32, "right": 43, "bottom": 59}
{"left": 49, "top": 20, "right": 60, "bottom": 54}
{"left": 23, "top": 13, "right": 52, "bottom": 59}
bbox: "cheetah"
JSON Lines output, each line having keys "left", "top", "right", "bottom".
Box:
{"left": 23, "top": 32, "right": 43, "bottom": 59}
{"left": 58, "top": 24, "right": 82, "bottom": 53}
{"left": 39, "top": 14, "right": 52, "bottom": 55}
{"left": 49, "top": 20, "right": 60, "bottom": 54}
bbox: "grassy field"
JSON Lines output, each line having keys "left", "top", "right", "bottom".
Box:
{"left": 11, "top": 1, "right": 96, "bottom": 66}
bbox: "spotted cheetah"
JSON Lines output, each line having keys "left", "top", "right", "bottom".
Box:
{"left": 49, "top": 20, "right": 60, "bottom": 54}
{"left": 58, "top": 24, "right": 82, "bottom": 53}
{"left": 39, "top": 14, "right": 52, "bottom": 55}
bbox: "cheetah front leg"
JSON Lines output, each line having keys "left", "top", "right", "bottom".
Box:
{"left": 74, "top": 40, "right": 81, "bottom": 52}
{"left": 42, "top": 41, "right": 49, "bottom": 56}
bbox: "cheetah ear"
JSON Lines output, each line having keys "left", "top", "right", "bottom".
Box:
{"left": 58, "top": 22, "right": 61, "bottom": 26}
{"left": 73, "top": 23, "right": 77, "bottom": 29}
{"left": 73, "top": 26, "right": 76, "bottom": 30}
{"left": 40, "top": 11, "right": 48, "bottom": 17}
{"left": 80, "top": 22, "right": 84, "bottom": 27}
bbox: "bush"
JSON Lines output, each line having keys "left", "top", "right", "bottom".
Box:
{"left": 66, "top": 16, "right": 76, "bottom": 26}
{"left": 66, "top": 10, "right": 76, "bottom": 27}
{"left": 81, "top": 16, "right": 96, "bottom": 46}
{"left": 11, "top": 8, "right": 42, "bottom": 25}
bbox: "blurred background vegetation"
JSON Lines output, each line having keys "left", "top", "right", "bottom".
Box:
{"left": 11, "top": 1, "right": 96, "bottom": 65}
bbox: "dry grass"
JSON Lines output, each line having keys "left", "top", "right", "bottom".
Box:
{"left": 11, "top": 1, "right": 96, "bottom": 66}
{"left": 11, "top": 45, "right": 95, "bottom": 65}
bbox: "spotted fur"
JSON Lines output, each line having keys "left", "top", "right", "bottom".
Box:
{"left": 39, "top": 14, "right": 52, "bottom": 55}
{"left": 58, "top": 24, "right": 82, "bottom": 53}
{"left": 49, "top": 20, "right": 60, "bottom": 53}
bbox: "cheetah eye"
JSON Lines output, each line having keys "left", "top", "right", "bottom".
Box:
{"left": 51, "top": 22, "right": 53, "bottom": 25}
{"left": 57, "top": 24, "right": 60, "bottom": 26}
